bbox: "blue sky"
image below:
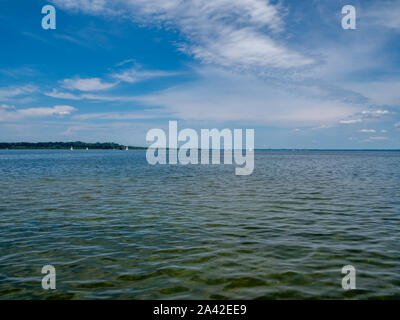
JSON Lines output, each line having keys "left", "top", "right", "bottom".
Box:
{"left": 0, "top": 0, "right": 399, "bottom": 148}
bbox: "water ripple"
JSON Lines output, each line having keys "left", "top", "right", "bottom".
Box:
{"left": 0, "top": 150, "right": 399, "bottom": 299}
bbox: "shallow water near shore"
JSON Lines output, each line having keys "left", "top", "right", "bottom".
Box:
{"left": 0, "top": 150, "right": 399, "bottom": 299}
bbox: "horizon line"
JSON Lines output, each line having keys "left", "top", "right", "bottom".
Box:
{"left": 0, "top": 142, "right": 399, "bottom": 152}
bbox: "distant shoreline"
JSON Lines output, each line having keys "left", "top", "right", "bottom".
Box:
{"left": 0, "top": 142, "right": 398, "bottom": 152}
{"left": 0, "top": 142, "right": 146, "bottom": 150}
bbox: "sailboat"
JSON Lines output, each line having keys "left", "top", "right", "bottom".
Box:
{"left": 125, "top": 146, "right": 129, "bottom": 151}
{"left": 70, "top": 146, "right": 73, "bottom": 151}
{"left": 86, "top": 147, "right": 89, "bottom": 150}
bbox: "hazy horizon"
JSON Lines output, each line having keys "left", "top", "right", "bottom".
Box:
{"left": 1, "top": 142, "right": 400, "bottom": 151}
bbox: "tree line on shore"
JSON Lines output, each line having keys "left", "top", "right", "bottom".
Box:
{"left": 0, "top": 142, "right": 145, "bottom": 150}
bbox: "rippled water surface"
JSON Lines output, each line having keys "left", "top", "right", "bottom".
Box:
{"left": 0, "top": 150, "right": 399, "bottom": 299}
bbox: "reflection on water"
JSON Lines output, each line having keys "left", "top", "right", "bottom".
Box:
{"left": 0, "top": 150, "right": 399, "bottom": 299}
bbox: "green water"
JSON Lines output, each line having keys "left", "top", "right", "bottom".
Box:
{"left": 0, "top": 150, "right": 399, "bottom": 299}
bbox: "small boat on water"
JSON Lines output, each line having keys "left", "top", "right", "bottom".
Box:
{"left": 125, "top": 146, "right": 129, "bottom": 151}
{"left": 70, "top": 146, "right": 73, "bottom": 151}
{"left": 86, "top": 147, "right": 89, "bottom": 150}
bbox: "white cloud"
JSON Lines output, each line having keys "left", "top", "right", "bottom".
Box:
{"left": 115, "top": 59, "right": 135, "bottom": 67}
{"left": 46, "top": 67, "right": 363, "bottom": 125}
{"left": 52, "top": 0, "right": 112, "bottom": 14}
{"left": 339, "top": 119, "right": 362, "bottom": 124}
{"left": 185, "top": 27, "right": 313, "bottom": 69}
{"left": 362, "top": 109, "right": 391, "bottom": 116}
{"left": 369, "top": 136, "right": 389, "bottom": 140}
{"left": 45, "top": 89, "right": 82, "bottom": 100}
{"left": 381, "top": 130, "right": 388, "bottom": 133}
{"left": 348, "top": 82, "right": 400, "bottom": 106}
{"left": 45, "top": 90, "right": 139, "bottom": 102}
{"left": 62, "top": 77, "right": 117, "bottom": 91}
{"left": 52, "top": 0, "right": 312, "bottom": 70}
{"left": 364, "top": 1, "right": 400, "bottom": 32}
{"left": 0, "top": 104, "right": 15, "bottom": 109}
{"left": 0, "top": 66, "right": 38, "bottom": 78}
{"left": 47, "top": 67, "right": 180, "bottom": 97}
{"left": 359, "top": 129, "right": 376, "bottom": 133}
{"left": 19, "top": 106, "right": 76, "bottom": 117}
{"left": 73, "top": 110, "right": 165, "bottom": 120}
{"left": 0, "top": 105, "right": 76, "bottom": 122}
{"left": 0, "top": 85, "right": 38, "bottom": 99}
{"left": 111, "top": 68, "right": 180, "bottom": 83}
{"left": 312, "top": 124, "right": 331, "bottom": 130}
{"left": 131, "top": 68, "right": 361, "bottom": 125}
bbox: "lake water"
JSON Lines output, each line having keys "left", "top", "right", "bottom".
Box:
{"left": 0, "top": 150, "right": 399, "bottom": 299}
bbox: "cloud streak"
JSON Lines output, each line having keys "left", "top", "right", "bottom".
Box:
{"left": 131, "top": 68, "right": 362, "bottom": 125}
{"left": 0, "top": 85, "right": 38, "bottom": 100}
{"left": 47, "top": 66, "right": 181, "bottom": 98}
{"left": 0, "top": 105, "right": 76, "bottom": 122}
{"left": 52, "top": 0, "right": 313, "bottom": 70}
{"left": 111, "top": 68, "right": 180, "bottom": 84}
{"left": 339, "top": 119, "right": 362, "bottom": 124}
{"left": 62, "top": 77, "right": 117, "bottom": 91}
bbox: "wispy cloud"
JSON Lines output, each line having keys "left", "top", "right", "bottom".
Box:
{"left": 311, "top": 125, "right": 330, "bottom": 130}
{"left": 52, "top": 0, "right": 313, "bottom": 70}
{"left": 0, "top": 105, "right": 76, "bottom": 122}
{"left": 364, "top": 1, "right": 400, "bottom": 32}
{"left": 0, "top": 104, "right": 16, "bottom": 109}
{"left": 0, "top": 85, "right": 38, "bottom": 99}
{"left": 348, "top": 82, "right": 400, "bottom": 106}
{"left": 45, "top": 89, "right": 83, "bottom": 100}
{"left": 111, "top": 68, "right": 180, "bottom": 84}
{"left": 369, "top": 136, "right": 389, "bottom": 140}
{"left": 115, "top": 59, "right": 135, "bottom": 67}
{"left": 0, "top": 66, "right": 38, "bottom": 78}
{"left": 359, "top": 129, "right": 376, "bottom": 133}
{"left": 44, "top": 89, "right": 139, "bottom": 102}
{"left": 73, "top": 110, "right": 166, "bottom": 121}
{"left": 362, "top": 109, "right": 392, "bottom": 116}
{"left": 53, "top": 34, "right": 89, "bottom": 47}
{"left": 62, "top": 77, "right": 117, "bottom": 91}
{"left": 339, "top": 119, "right": 362, "bottom": 124}
{"left": 21, "top": 32, "right": 50, "bottom": 44}
{"left": 47, "top": 66, "right": 181, "bottom": 99}
{"left": 129, "top": 68, "right": 361, "bottom": 125}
